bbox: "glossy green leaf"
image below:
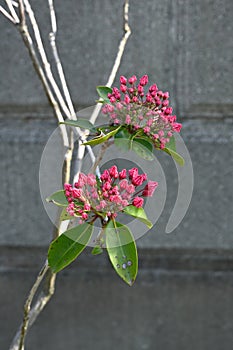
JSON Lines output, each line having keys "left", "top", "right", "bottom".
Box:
{"left": 165, "top": 135, "right": 176, "bottom": 151}
{"left": 91, "top": 246, "right": 103, "bottom": 255}
{"left": 48, "top": 223, "right": 93, "bottom": 273}
{"left": 83, "top": 126, "right": 122, "bottom": 146}
{"left": 132, "top": 138, "right": 154, "bottom": 161}
{"left": 123, "top": 205, "right": 153, "bottom": 228}
{"left": 163, "top": 147, "right": 185, "bottom": 166}
{"left": 60, "top": 118, "right": 96, "bottom": 131}
{"left": 114, "top": 127, "right": 131, "bottom": 151}
{"left": 60, "top": 208, "right": 75, "bottom": 221}
{"left": 46, "top": 190, "right": 68, "bottom": 207}
{"left": 96, "top": 86, "right": 112, "bottom": 101}
{"left": 106, "top": 220, "right": 138, "bottom": 286}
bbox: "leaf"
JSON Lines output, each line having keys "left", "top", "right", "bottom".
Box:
{"left": 163, "top": 147, "right": 185, "bottom": 166}
{"left": 48, "top": 223, "right": 93, "bottom": 273}
{"left": 165, "top": 135, "right": 176, "bottom": 151}
{"left": 96, "top": 86, "right": 112, "bottom": 102}
{"left": 106, "top": 220, "right": 138, "bottom": 286}
{"left": 46, "top": 190, "right": 68, "bottom": 207}
{"left": 123, "top": 205, "right": 153, "bottom": 228}
{"left": 83, "top": 126, "right": 122, "bottom": 146}
{"left": 91, "top": 246, "right": 103, "bottom": 255}
{"left": 60, "top": 118, "right": 96, "bottom": 131}
{"left": 60, "top": 208, "right": 75, "bottom": 221}
{"left": 114, "top": 127, "right": 132, "bottom": 151}
{"left": 132, "top": 138, "right": 154, "bottom": 161}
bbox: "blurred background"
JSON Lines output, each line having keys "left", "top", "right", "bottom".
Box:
{"left": 0, "top": 0, "right": 233, "bottom": 349}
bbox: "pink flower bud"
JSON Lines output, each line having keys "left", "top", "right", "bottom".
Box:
{"left": 100, "top": 169, "right": 110, "bottom": 181}
{"left": 132, "top": 96, "right": 138, "bottom": 103}
{"left": 129, "top": 167, "right": 138, "bottom": 179}
{"left": 116, "top": 102, "right": 123, "bottom": 110}
{"left": 143, "top": 126, "right": 151, "bottom": 134}
{"left": 137, "top": 85, "right": 144, "bottom": 94}
{"left": 119, "top": 169, "right": 127, "bottom": 179}
{"left": 120, "top": 75, "right": 127, "bottom": 85}
{"left": 110, "top": 96, "right": 116, "bottom": 103}
{"left": 84, "top": 203, "right": 91, "bottom": 211}
{"left": 72, "top": 188, "right": 82, "bottom": 198}
{"left": 132, "top": 197, "right": 144, "bottom": 208}
{"left": 139, "top": 75, "right": 148, "bottom": 86}
{"left": 146, "top": 94, "right": 153, "bottom": 103}
{"left": 157, "top": 90, "right": 163, "bottom": 97}
{"left": 163, "top": 91, "right": 169, "bottom": 99}
{"left": 126, "top": 184, "right": 135, "bottom": 194}
{"left": 82, "top": 212, "right": 88, "bottom": 220}
{"left": 124, "top": 95, "right": 131, "bottom": 104}
{"left": 109, "top": 165, "right": 119, "bottom": 178}
{"left": 142, "top": 181, "right": 158, "bottom": 197}
{"left": 125, "top": 114, "right": 131, "bottom": 124}
{"left": 164, "top": 107, "right": 173, "bottom": 115}
{"left": 120, "top": 85, "right": 127, "bottom": 93}
{"left": 149, "top": 84, "right": 158, "bottom": 92}
{"left": 132, "top": 174, "right": 147, "bottom": 187}
{"left": 162, "top": 99, "right": 169, "bottom": 107}
{"left": 172, "top": 123, "right": 182, "bottom": 132}
{"left": 87, "top": 174, "right": 96, "bottom": 186}
{"left": 128, "top": 75, "right": 137, "bottom": 84}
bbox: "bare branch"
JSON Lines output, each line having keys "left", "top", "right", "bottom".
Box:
{"left": 23, "top": 0, "right": 71, "bottom": 118}
{"left": 5, "top": 0, "right": 19, "bottom": 22}
{"left": 0, "top": 4, "right": 15, "bottom": 23}
{"left": 18, "top": 262, "right": 49, "bottom": 350}
{"left": 17, "top": 0, "right": 69, "bottom": 147}
{"left": 9, "top": 264, "right": 56, "bottom": 350}
{"left": 48, "top": 0, "right": 76, "bottom": 118}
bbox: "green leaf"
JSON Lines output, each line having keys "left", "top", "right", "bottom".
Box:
{"left": 114, "top": 127, "right": 131, "bottom": 151}
{"left": 60, "top": 118, "right": 96, "bottom": 131}
{"left": 48, "top": 223, "right": 93, "bottom": 273}
{"left": 123, "top": 205, "right": 153, "bottom": 228}
{"left": 83, "top": 126, "right": 122, "bottom": 146}
{"left": 91, "top": 246, "right": 103, "bottom": 255}
{"left": 46, "top": 190, "right": 68, "bottom": 207}
{"left": 163, "top": 147, "right": 185, "bottom": 166}
{"left": 60, "top": 208, "right": 75, "bottom": 221}
{"left": 106, "top": 220, "right": 138, "bottom": 286}
{"left": 165, "top": 135, "right": 176, "bottom": 152}
{"left": 96, "top": 86, "right": 112, "bottom": 102}
{"left": 132, "top": 138, "right": 154, "bottom": 161}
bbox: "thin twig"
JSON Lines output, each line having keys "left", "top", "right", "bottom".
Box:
{"left": 5, "top": 0, "right": 19, "bottom": 22}
{"left": 0, "top": 4, "right": 15, "bottom": 22}
{"left": 17, "top": 0, "right": 69, "bottom": 147}
{"left": 18, "top": 262, "right": 50, "bottom": 350}
{"left": 48, "top": 0, "right": 76, "bottom": 118}
{"left": 23, "top": 0, "right": 71, "bottom": 118}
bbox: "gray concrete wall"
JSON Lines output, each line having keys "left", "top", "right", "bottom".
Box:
{"left": 0, "top": 0, "right": 233, "bottom": 349}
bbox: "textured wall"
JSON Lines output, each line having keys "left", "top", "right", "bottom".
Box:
{"left": 0, "top": 0, "right": 233, "bottom": 349}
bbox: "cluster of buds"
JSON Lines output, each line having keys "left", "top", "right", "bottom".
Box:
{"left": 102, "top": 75, "right": 182, "bottom": 149}
{"left": 64, "top": 166, "right": 158, "bottom": 223}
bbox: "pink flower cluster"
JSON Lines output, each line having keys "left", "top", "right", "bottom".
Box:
{"left": 102, "top": 75, "right": 182, "bottom": 149}
{"left": 64, "top": 166, "right": 158, "bottom": 223}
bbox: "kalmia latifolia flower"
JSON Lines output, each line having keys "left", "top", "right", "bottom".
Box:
{"left": 102, "top": 75, "right": 182, "bottom": 149}
{"left": 64, "top": 166, "right": 158, "bottom": 223}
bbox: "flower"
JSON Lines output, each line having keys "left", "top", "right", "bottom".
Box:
{"left": 64, "top": 166, "right": 157, "bottom": 221}
{"left": 102, "top": 75, "right": 182, "bottom": 149}
{"left": 142, "top": 181, "right": 158, "bottom": 197}
{"left": 132, "top": 197, "right": 144, "bottom": 208}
